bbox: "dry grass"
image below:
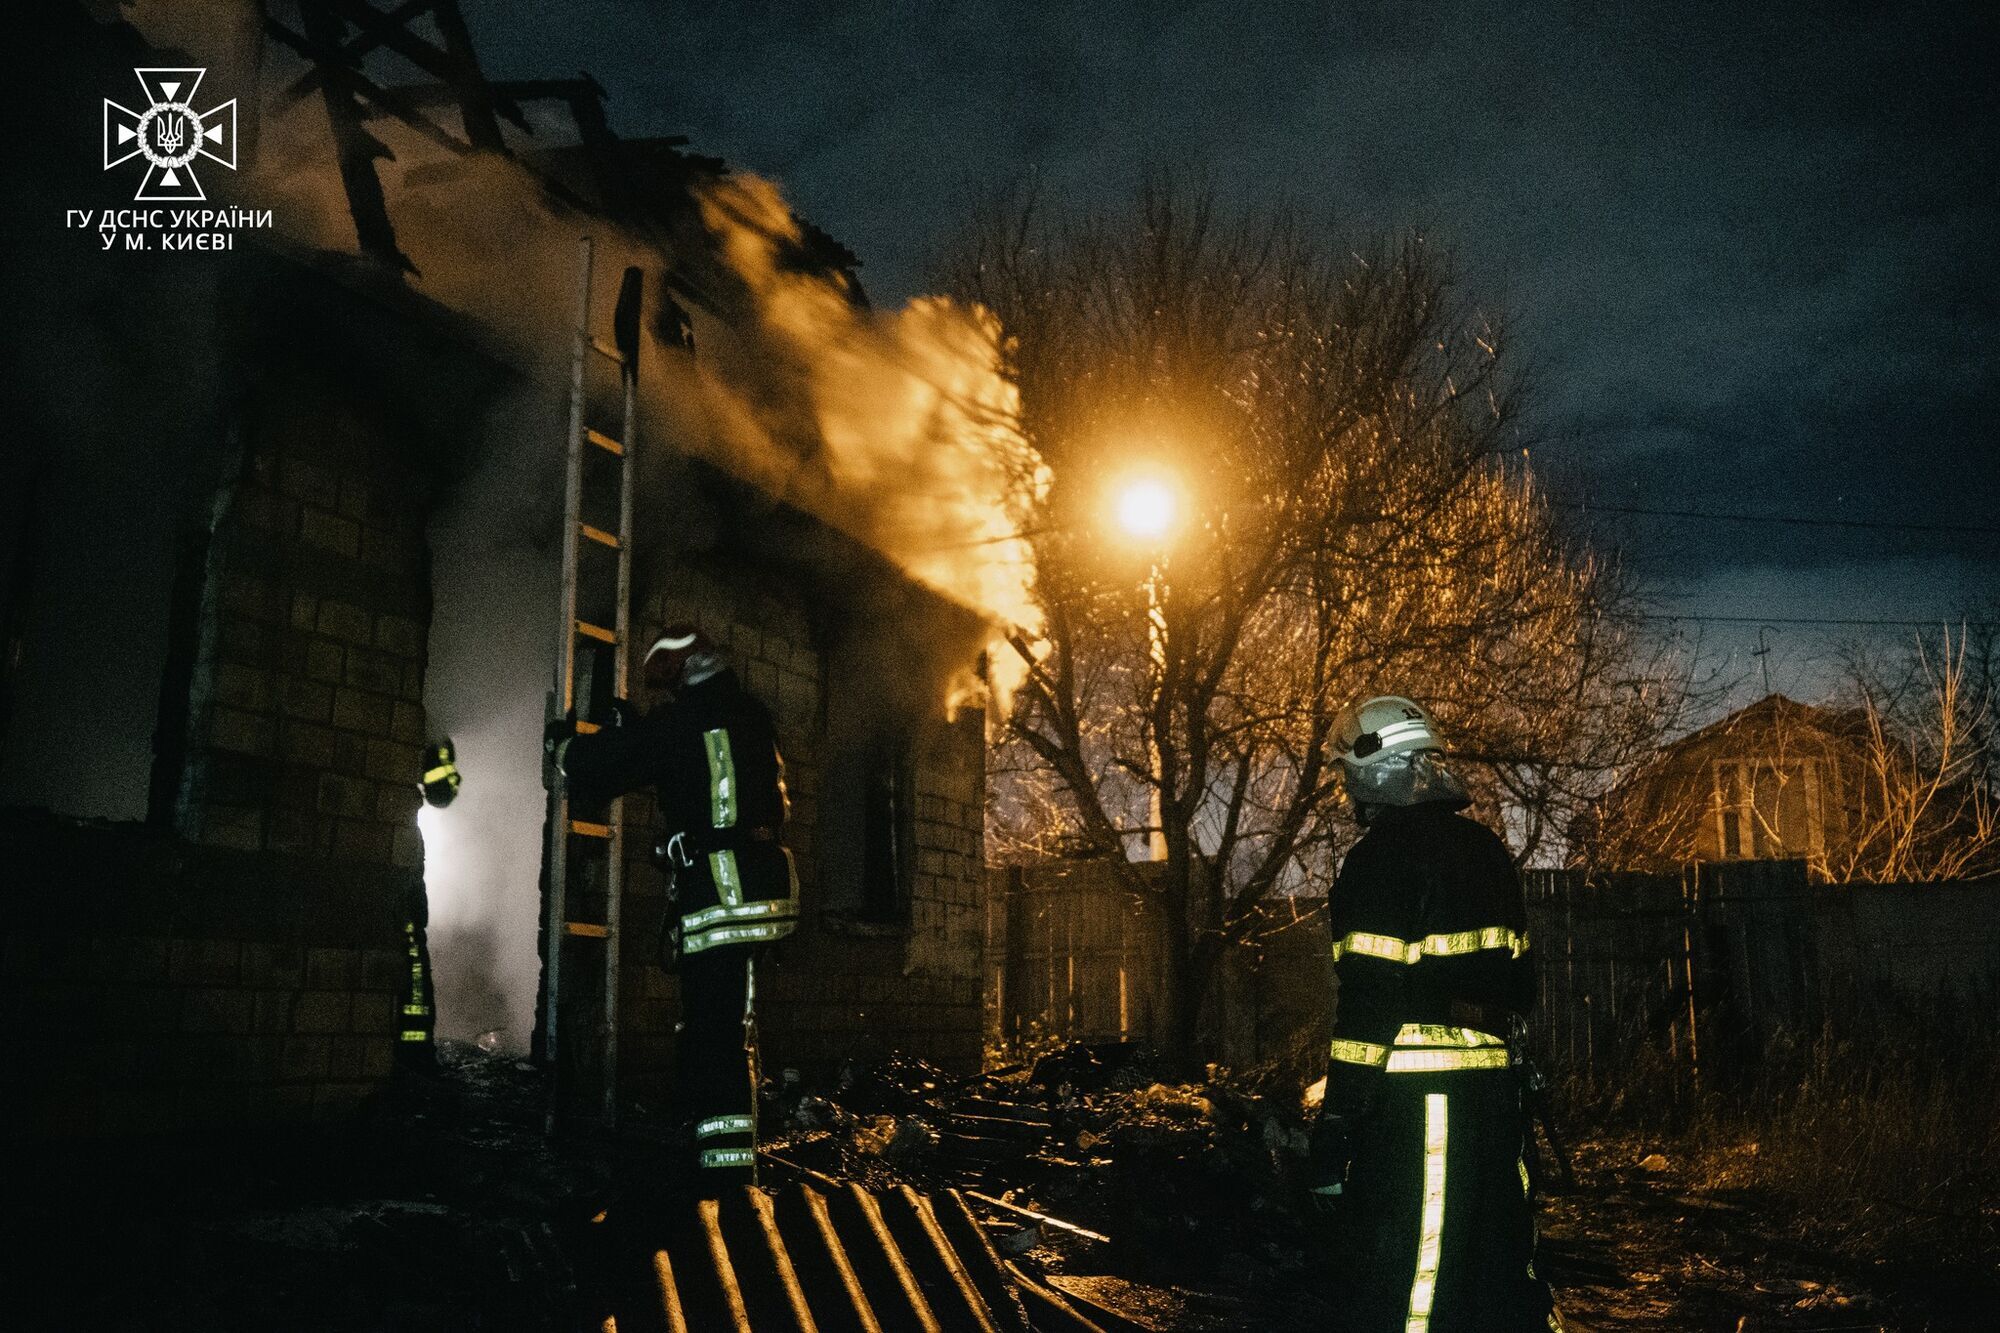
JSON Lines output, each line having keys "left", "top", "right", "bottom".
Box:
{"left": 1559, "top": 1018, "right": 2000, "bottom": 1270}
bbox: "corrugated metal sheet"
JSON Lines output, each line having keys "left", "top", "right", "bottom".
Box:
{"left": 593, "top": 1183, "right": 1111, "bottom": 1333}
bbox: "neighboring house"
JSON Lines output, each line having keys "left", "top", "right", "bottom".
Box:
{"left": 3, "top": 2, "right": 987, "bottom": 1140}
{"left": 1580, "top": 695, "right": 1865, "bottom": 875}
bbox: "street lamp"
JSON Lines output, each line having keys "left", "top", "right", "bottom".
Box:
{"left": 1108, "top": 466, "right": 1183, "bottom": 861}
{"left": 1112, "top": 470, "right": 1181, "bottom": 545}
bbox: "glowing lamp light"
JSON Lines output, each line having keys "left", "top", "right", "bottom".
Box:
{"left": 1113, "top": 472, "right": 1180, "bottom": 543}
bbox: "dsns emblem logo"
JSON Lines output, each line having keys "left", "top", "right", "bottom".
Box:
{"left": 104, "top": 67, "right": 237, "bottom": 202}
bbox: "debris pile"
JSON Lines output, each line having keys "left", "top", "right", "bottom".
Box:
{"left": 765, "top": 1041, "right": 1324, "bottom": 1299}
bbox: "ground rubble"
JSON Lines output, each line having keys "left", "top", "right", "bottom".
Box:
{"left": 763, "top": 1039, "right": 1337, "bottom": 1329}
{"left": 13, "top": 1042, "right": 1988, "bottom": 1329}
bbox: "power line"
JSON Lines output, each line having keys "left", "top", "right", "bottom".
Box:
{"left": 1555, "top": 501, "right": 2000, "bottom": 537}
{"left": 1637, "top": 614, "right": 2000, "bottom": 629}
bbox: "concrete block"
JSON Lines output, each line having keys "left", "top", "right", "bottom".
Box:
{"left": 391, "top": 825, "right": 424, "bottom": 869}
{"left": 333, "top": 819, "right": 392, "bottom": 865}
{"left": 317, "top": 599, "right": 374, "bottom": 646}
{"left": 291, "top": 592, "right": 319, "bottom": 632}
{"left": 290, "top": 990, "right": 349, "bottom": 1034}
{"left": 304, "top": 638, "right": 345, "bottom": 684}
{"left": 345, "top": 647, "right": 402, "bottom": 696}
{"left": 300, "top": 508, "right": 360, "bottom": 559}
{"left": 335, "top": 731, "right": 370, "bottom": 777}
{"left": 400, "top": 662, "right": 424, "bottom": 702}
{"left": 316, "top": 772, "right": 374, "bottom": 819}
{"left": 376, "top": 782, "right": 421, "bottom": 823}
{"left": 333, "top": 688, "right": 392, "bottom": 736}
{"left": 305, "top": 947, "right": 359, "bottom": 990}
{"left": 327, "top": 1034, "right": 370, "bottom": 1079}
{"left": 352, "top": 989, "right": 398, "bottom": 1037}
{"left": 280, "top": 1034, "right": 330, "bottom": 1080}
{"left": 376, "top": 614, "right": 424, "bottom": 658}
{"left": 358, "top": 1037, "right": 396, "bottom": 1081}
{"left": 209, "top": 706, "right": 275, "bottom": 756}
{"left": 365, "top": 737, "right": 420, "bottom": 784}
{"left": 390, "top": 700, "right": 425, "bottom": 745}
{"left": 281, "top": 677, "right": 334, "bottom": 723}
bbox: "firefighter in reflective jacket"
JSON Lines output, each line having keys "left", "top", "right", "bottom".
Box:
{"left": 549, "top": 625, "right": 798, "bottom": 1191}
{"left": 1307, "top": 696, "right": 1561, "bottom": 1332}
{"left": 401, "top": 738, "right": 459, "bottom": 1064}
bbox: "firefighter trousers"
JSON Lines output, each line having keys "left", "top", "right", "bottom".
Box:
{"left": 675, "top": 947, "right": 758, "bottom": 1194}
{"left": 1330, "top": 1069, "right": 1557, "bottom": 1331}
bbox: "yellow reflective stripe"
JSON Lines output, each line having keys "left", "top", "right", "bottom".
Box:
{"left": 402, "top": 1003, "right": 430, "bottom": 1017}
{"left": 1386, "top": 1047, "right": 1511, "bottom": 1073}
{"left": 399, "top": 1030, "right": 428, "bottom": 1042}
{"left": 1329, "top": 1038, "right": 1390, "bottom": 1067}
{"left": 1332, "top": 927, "right": 1528, "bottom": 965}
{"left": 681, "top": 897, "right": 799, "bottom": 934}
{"left": 682, "top": 919, "right": 796, "bottom": 955}
{"left": 703, "top": 728, "right": 737, "bottom": 830}
{"left": 422, "top": 763, "right": 457, "bottom": 784}
{"left": 1421, "top": 925, "right": 1528, "bottom": 958}
{"left": 710, "top": 849, "right": 743, "bottom": 907}
{"left": 1393, "top": 1024, "right": 1505, "bottom": 1048}
{"left": 695, "top": 1114, "right": 754, "bottom": 1139}
{"left": 1519, "top": 1157, "right": 1531, "bottom": 1197}
{"left": 1404, "top": 1092, "right": 1449, "bottom": 1332}
{"left": 1333, "top": 931, "right": 1419, "bottom": 964}
{"left": 700, "top": 1148, "right": 756, "bottom": 1169}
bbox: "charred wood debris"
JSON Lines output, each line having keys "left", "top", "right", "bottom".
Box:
{"left": 14, "top": 1039, "right": 1334, "bottom": 1330}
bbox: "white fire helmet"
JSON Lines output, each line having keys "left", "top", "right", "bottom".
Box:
{"left": 1334, "top": 695, "right": 1468, "bottom": 813}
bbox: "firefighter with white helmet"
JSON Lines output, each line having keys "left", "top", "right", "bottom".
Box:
{"left": 547, "top": 624, "right": 797, "bottom": 1192}
{"left": 1307, "top": 695, "right": 1562, "bottom": 1331}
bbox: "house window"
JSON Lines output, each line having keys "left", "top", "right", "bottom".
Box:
{"left": 1713, "top": 759, "right": 1823, "bottom": 859}
{"left": 821, "top": 732, "right": 913, "bottom": 923}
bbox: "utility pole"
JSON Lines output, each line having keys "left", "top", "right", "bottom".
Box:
{"left": 1753, "top": 625, "right": 1775, "bottom": 695}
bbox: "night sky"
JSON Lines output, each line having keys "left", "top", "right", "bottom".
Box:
{"left": 462, "top": 0, "right": 1998, "bottom": 702}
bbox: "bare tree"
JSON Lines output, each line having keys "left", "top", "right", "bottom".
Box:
{"left": 1824, "top": 625, "right": 2000, "bottom": 883}
{"left": 940, "top": 182, "right": 1689, "bottom": 1058}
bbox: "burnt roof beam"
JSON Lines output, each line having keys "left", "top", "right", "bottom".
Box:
{"left": 280, "top": 0, "right": 506, "bottom": 152}
{"left": 267, "top": 16, "right": 475, "bottom": 156}
{"left": 277, "top": 0, "right": 439, "bottom": 103}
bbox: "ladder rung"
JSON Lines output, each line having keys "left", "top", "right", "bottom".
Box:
{"left": 570, "top": 819, "right": 611, "bottom": 838}
{"left": 564, "top": 921, "right": 610, "bottom": 938}
{"left": 575, "top": 720, "right": 601, "bottom": 735}
{"left": 585, "top": 428, "right": 624, "bottom": 456}
{"left": 581, "top": 523, "right": 620, "bottom": 549}
{"left": 575, "top": 620, "right": 616, "bottom": 644}
{"left": 590, "top": 338, "right": 627, "bottom": 365}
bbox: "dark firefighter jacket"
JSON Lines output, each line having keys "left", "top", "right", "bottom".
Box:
{"left": 1324, "top": 800, "right": 1535, "bottom": 1118}
{"left": 561, "top": 668, "right": 799, "bottom": 958}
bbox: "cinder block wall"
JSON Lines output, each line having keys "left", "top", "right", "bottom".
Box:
{"left": 169, "top": 365, "right": 432, "bottom": 869}
{"left": 609, "top": 557, "right": 988, "bottom": 1105}
{"left": 2, "top": 816, "right": 410, "bottom": 1141}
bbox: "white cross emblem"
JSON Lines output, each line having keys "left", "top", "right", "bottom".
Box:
{"left": 104, "top": 67, "right": 237, "bottom": 202}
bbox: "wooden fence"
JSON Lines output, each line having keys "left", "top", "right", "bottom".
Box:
{"left": 986, "top": 857, "right": 2000, "bottom": 1083}
{"left": 1526, "top": 862, "right": 2000, "bottom": 1083}
{"left": 986, "top": 861, "right": 1329, "bottom": 1070}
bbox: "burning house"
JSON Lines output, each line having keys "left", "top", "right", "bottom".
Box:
{"left": 5, "top": 1, "right": 1031, "bottom": 1141}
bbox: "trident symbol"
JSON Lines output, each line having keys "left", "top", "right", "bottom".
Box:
{"left": 103, "top": 67, "right": 237, "bottom": 202}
